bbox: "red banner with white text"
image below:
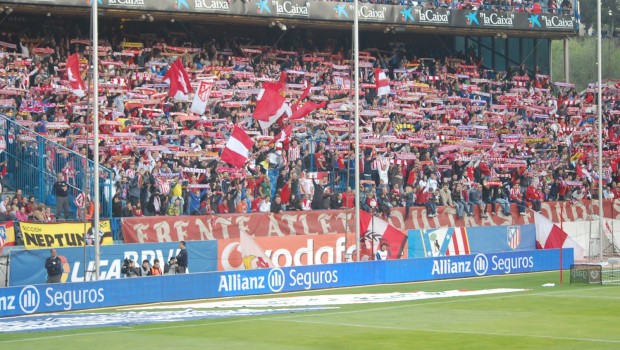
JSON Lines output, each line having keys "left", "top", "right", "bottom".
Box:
{"left": 121, "top": 200, "right": 619, "bottom": 244}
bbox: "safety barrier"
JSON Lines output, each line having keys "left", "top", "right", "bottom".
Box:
{"left": 0, "top": 248, "right": 573, "bottom": 317}
{"left": 0, "top": 114, "right": 114, "bottom": 219}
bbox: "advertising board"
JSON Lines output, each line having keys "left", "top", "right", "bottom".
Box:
{"left": 0, "top": 248, "right": 572, "bottom": 317}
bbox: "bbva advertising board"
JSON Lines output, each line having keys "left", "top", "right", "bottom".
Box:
{"left": 0, "top": 248, "right": 572, "bottom": 317}
{"left": 9, "top": 241, "right": 218, "bottom": 286}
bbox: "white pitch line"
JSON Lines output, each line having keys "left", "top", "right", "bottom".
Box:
{"left": 275, "top": 318, "right": 620, "bottom": 344}
{"left": 0, "top": 318, "right": 252, "bottom": 344}
{"left": 0, "top": 285, "right": 607, "bottom": 344}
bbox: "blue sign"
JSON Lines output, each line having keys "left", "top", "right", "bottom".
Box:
{"left": 0, "top": 249, "right": 572, "bottom": 317}
{"left": 408, "top": 224, "right": 537, "bottom": 258}
{"left": 9, "top": 241, "right": 218, "bottom": 286}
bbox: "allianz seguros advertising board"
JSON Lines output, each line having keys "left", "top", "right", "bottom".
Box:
{"left": 0, "top": 249, "right": 572, "bottom": 317}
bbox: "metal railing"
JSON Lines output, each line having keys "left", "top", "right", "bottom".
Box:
{"left": 0, "top": 114, "right": 114, "bottom": 220}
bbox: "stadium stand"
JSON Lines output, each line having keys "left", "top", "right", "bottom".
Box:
{"left": 0, "top": 3, "right": 615, "bottom": 245}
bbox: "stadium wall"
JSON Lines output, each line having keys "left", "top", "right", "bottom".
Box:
{"left": 0, "top": 248, "right": 573, "bottom": 317}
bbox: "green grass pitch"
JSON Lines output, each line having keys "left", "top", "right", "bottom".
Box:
{"left": 1, "top": 271, "right": 619, "bottom": 350}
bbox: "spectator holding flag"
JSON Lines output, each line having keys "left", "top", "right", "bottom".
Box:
{"left": 52, "top": 173, "right": 69, "bottom": 220}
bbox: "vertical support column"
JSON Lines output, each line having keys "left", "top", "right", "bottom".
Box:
{"left": 563, "top": 38, "right": 570, "bottom": 83}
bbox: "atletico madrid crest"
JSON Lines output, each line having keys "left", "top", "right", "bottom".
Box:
{"left": 507, "top": 226, "right": 521, "bottom": 251}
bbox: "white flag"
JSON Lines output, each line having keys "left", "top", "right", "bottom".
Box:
{"left": 190, "top": 80, "right": 213, "bottom": 115}
{"left": 240, "top": 231, "right": 274, "bottom": 269}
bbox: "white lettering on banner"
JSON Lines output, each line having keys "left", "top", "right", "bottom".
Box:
{"left": 431, "top": 254, "right": 535, "bottom": 276}
{"left": 66, "top": 249, "right": 179, "bottom": 282}
{"left": 417, "top": 10, "right": 450, "bottom": 24}
{"left": 541, "top": 15, "right": 574, "bottom": 28}
{"left": 358, "top": 6, "right": 386, "bottom": 20}
{"left": 0, "top": 294, "right": 16, "bottom": 312}
{"left": 492, "top": 255, "right": 534, "bottom": 274}
{"left": 275, "top": 1, "right": 309, "bottom": 16}
{"left": 194, "top": 0, "right": 230, "bottom": 11}
{"left": 217, "top": 274, "right": 265, "bottom": 292}
{"left": 44, "top": 287, "right": 105, "bottom": 311}
{"left": 220, "top": 237, "right": 354, "bottom": 270}
{"left": 480, "top": 13, "right": 514, "bottom": 27}
{"left": 288, "top": 269, "right": 339, "bottom": 290}
{"left": 108, "top": 0, "right": 145, "bottom": 6}
{"left": 431, "top": 259, "right": 472, "bottom": 275}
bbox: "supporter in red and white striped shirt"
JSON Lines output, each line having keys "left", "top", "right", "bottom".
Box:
{"left": 510, "top": 184, "right": 527, "bottom": 216}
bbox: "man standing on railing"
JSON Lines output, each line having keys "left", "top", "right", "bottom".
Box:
{"left": 52, "top": 173, "right": 69, "bottom": 220}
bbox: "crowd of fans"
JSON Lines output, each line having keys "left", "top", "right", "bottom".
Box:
{"left": 364, "top": 0, "right": 574, "bottom": 15}
{"left": 0, "top": 13, "right": 617, "bottom": 225}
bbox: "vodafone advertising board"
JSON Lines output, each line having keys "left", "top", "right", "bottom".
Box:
{"left": 218, "top": 233, "right": 359, "bottom": 271}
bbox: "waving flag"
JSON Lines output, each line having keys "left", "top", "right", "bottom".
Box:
{"left": 190, "top": 80, "right": 213, "bottom": 115}
{"left": 240, "top": 231, "right": 275, "bottom": 269}
{"left": 262, "top": 72, "right": 287, "bottom": 94}
{"left": 74, "top": 192, "right": 86, "bottom": 209}
{"left": 254, "top": 87, "right": 289, "bottom": 122}
{"left": 254, "top": 72, "right": 290, "bottom": 129}
{"left": 375, "top": 68, "right": 390, "bottom": 96}
{"left": 221, "top": 126, "right": 254, "bottom": 168}
{"left": 268, "top": 125, "right": 293, "bottom": 146}
{"left": 359, "top": 210, "right": 407, "bottom": 259}
{"left": 291, "top": 101, "right": 326, "bottom": 120}
{"left": 534, "top": 212, "right": 585, "bottom": 259}
{"left": 164, "top": 58, "right": 193, "bottom": 101}
{"left": 66, "top": 54, "right": 86, "bottom": 98}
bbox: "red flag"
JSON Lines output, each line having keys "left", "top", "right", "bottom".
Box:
{"left": 298, "top": 80, "right": 311, "bottom": 101}
{"left": 66, "top": 54, "right": 86, "bottom": 98}
{"left": 359, "top": 210, "right": 407, "bottom": 259}
{"left": 262, "top": 72, "right": 287, "bottom": 94}
{"left": 164, "top": 58, "right": 193, "bottom": 101}
{"left": 268, "top": 125, "right": 293, "bottom": 146}
{"left": 254, "top": 87, "right": 287, "bottom": 121}
{"left": 290, "top": 101, "right": 326, "bottom": 120}
{"left": 221, "top": 126, "right": 254, "bottom": 168}
{"left": 375, "top": 68, "right": 390, "bottom": 96}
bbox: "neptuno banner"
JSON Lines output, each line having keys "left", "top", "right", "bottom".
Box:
{"left": 21, "top": 221, "right": 114, "bottom": 250}
{"left": 9, "top": 240, "right": 218, "bottom": 286}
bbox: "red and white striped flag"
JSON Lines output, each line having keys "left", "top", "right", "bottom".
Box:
{"left": 444, "top": 227, "right": 471, "bottom": 256}
{"left": 156, "top": 178, "right": 170, "bottom": 196}
{"left": 66, "top": 54, "right": 86, "bottom": 98}
{"left": 359, "top": 210, "right": 407, "bottom": 259}
{"left": 164, "top": 58, "right": 193, "bottom": 101}
{"left": 375, "top": 68, "right": 390, "bottom": 97}
{"left": 190, "top": 80, "right": 213, "bottom": 115}
{"left": 534, "top": 212, "right": 584, "bottom": 258}
{"left": 74, "top": 192, "right": 86, "bottom": 208}
{"left": 221, "top": 126, "right": 254, "bottom": 168}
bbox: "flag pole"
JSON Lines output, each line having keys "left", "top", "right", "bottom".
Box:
{"left": 597, "top": 0, "right": 604, "bottom": 262}
{"left": 353, "top": 0, "right": 361, "bottom": 262}
{"left": 92, "top": 0, "right": 101, "bottom": 280}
